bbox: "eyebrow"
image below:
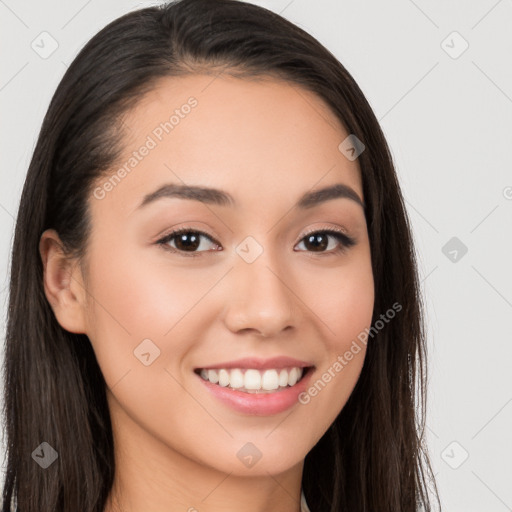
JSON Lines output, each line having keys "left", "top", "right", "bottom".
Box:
{"left": 137, "top": 182, "right": 365, "bottom": 211}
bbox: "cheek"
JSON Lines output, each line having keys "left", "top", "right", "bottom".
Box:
{"left": 85, "top": 239, "right": 212, "bottom": 338}
{"left": 82, "top": 238, "right": 236, "bottom": 401}
{"left": 300, "top": 252, "right": 375, "bottom": 349}
{"left": 82, "top": 240, "right": 201, "bottom": 383}
{"left": 294, "top": 254, "right": 374, "bottom": 430}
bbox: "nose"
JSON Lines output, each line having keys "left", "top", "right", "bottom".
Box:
{"left": 222, "top": 251, "right": 298, "bottom": 338}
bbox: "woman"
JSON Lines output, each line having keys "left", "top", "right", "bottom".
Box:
{"left": 2, "top": 0, "right": 441, "bottom": 510}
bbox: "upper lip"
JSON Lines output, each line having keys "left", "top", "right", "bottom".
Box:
{"left": 196, "top": 356, "right": 314, "bottom": 371}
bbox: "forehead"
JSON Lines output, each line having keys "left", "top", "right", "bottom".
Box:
{"left": 95, "top": 73, "right": 363, "bottom": 217}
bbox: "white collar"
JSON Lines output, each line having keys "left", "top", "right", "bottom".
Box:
{"left": 300, "top": 488, "right": 311, "bottom": 512}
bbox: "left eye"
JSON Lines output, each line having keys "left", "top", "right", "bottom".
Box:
{"left": 295, "top": 230, "right": 355, "bottom": 254}
{"left": 156, "top": 228, "right": 356, "bottom": 257}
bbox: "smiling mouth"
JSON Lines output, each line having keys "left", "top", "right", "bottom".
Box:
{"left": 194, "top": 366, "right": 314, "bottom": 394}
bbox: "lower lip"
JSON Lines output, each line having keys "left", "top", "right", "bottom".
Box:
{"left": 195, "top": 368, "right": 314, "bottom": 416}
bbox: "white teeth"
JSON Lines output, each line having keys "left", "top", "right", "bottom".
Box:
{"left": 218, "top": 369, "right": 230, "bottom": 387}
{"left": 198, "top": 366, "right": 306, "bottom": 392}
{"left": 288, "top": 367, "right": 299, "bottom": 386}
{"left": 207, "top": 369, "right": 219, "bottom": 384}
{"left": 261, "top": 369, "right": 279, "bottom": 390}
{"left": 244, "top": 369, "right": 261, "bottom": 390}
{"left": 230, "top": 369, "right": 244, "bottom": 389}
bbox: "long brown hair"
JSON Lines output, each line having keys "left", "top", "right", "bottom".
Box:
{"left": 2, "top": 0, "right": 441, "bottom": 510}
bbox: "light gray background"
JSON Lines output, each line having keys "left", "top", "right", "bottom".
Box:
{"left": 1, "top": 1, "right": 511, "bottom": 510}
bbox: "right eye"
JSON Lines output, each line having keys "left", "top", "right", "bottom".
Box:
{"left": 156, "top": 228, "right": 222, "bottom": 258}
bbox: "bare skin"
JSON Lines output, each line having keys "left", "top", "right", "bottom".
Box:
{"left": 39, "top": 73, "right": 374, "bottom": 512}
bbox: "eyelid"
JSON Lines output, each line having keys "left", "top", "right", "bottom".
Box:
{"left": 300, "top": 224, "right": 351, "bottom": 240}
{"left": 156, "top": 225, "right": 220, "bottom": 257}
{"left": 296, "top": 224, "right": 357, "bottom": 255}
{"left": 155, "top": 223, "right": 357, "bottom": 256}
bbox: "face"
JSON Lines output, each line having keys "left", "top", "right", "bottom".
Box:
{"left": 72, "top": 74, "right": 374, "bottom": 477}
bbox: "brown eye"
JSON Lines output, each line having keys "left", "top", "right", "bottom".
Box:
{"left": 173, "top": 231, "right": 201, "bottom": 251}
{"left": 157, "top": 228, "right": 221, "bottom": 257}
{"left": 303, "top": 232, "right": 329, "bottom": 252}
{"left": 156, "top": 227, "right": 356, "bottom": 258}
{"left": 295, "top": 230, "right": 356, "bottom": 255}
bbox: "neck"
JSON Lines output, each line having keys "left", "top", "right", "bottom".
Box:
{"left": 103, "top": 392, "right": 305, "bottom": 512}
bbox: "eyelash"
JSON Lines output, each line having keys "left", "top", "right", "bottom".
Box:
{"left": 156, "top": 225, "right": 356, "bottom": 258}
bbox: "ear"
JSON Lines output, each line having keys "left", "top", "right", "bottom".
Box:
{"left": 39, "top": 229, "right": 88, "bottom": 334}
